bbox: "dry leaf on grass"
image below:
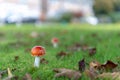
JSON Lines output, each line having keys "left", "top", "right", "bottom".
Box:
{"left": 22, "top": 73, "right": 32, "bottom": 80}
{"left": 67, "top": 43, "right": 82, "bottom": 52}
{"left": 89, "top": 60, "right": 118, "bottom": 72}
{"left": 40, "top": 58, "right": 48, "bottom": 64}
{"left": 89, "top": 61, "right": 101, "bottom": 69}
{"left": 14, "top": 56, "right": 19, "bottom": 62}
{"left": 53, "top": 68, "right": 81, "bottom": 80}
{"left": 85, "top": 68, "right": 99, "bottom": 80}
{"left": 97, "top": 72, "right": 120, "bottom": 80}
{"left": 101, "top": 60, "right": 118, "bottom": 71}
{"left": 78, "top": 59, "right": 85, "bottom": 72}
{"left": 56, "top": 51, "right": 68, "bottom": 59}
{"left": 81, "top": 45, "right": 89, "bottom": 51}
{"left": 88, "top": 47, "right": 96, "bottom": 56}
{"left": 91, "top": 33, "right": 98, "bottom": 38}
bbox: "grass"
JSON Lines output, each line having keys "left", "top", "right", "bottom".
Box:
{"left": 0, "top": 23, "right": 120, "bottom": 80}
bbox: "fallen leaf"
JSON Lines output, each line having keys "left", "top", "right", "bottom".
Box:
{"left": 40, "top": 58, "right": 48, "bottom": 64}
{"left": 89, "top": 61, "right": 101, "bottom": 69}
{"left": 97, "top": 72, "right": 120, "bottom": 80}
{"left": 88, "top": 47, "right": 96, "bottom": 56}
{"left": 91, "top": 33, "right": 98, "bottom": 38}
{"left": 101, "top": 60, "right": 118, "bottom": 71}
{"left": 85, "top": 68, "right": 98, "bottom": 80}
{"left": 53, "top": 68, "right": 81, "bottom": 80}
{"left": 75, "top": 43, "right": 81, "bottom": 48}
{"left": 56, "top": 51, "right": 68, "bottom": 59}
{"left": 22, "top": 73, "right": 32, "bottom": 80}
{"left": 81, "top": 45, "right": 89, "bottom": 51}
{"left": 78, "top": 59, "right": 85, "bottom": 72}
{"left": 14, "top": 56, "right": 19, "bottom": 62}
{"left": 67, "top": 43, "right": 82, "bottom": 52}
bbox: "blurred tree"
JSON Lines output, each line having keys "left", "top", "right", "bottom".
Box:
{"left": 113, "top": 0, "right": 120, "bottom": 11}
{"left": 93, "top": 0, "right": 114, "bottom": 15}
{"left": 59, "top": 12, "right": 73, "bottom": 23}
{"left": 40, "top": 0, "right": 47, "bottom": 22}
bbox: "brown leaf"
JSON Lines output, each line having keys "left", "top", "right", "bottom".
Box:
{"left": 97, "top": 72, "right": 120, "bottom": 80}
{"left": 75, "top": 43, "right": 81, "bottom": 48}
{"left": 89, "top": 61, "right": 101, "bottom": 69}
{"left": 101, "top": 60, "right": 118, "bottom": 71}
{"left": 22, "top": 73, "right": 32, "bottom": 80}
{"left": 53, "top": 68, "right": 81, "bottom": 80}
{"left": 40, "top": 58, "right": 48, "bottom": 64}
{"left": 89, "top": 60, "right": 118, "bottom": 72}
{"left": 88, "top": 47, "right": 96, "bottom": 56}
{"left": 56, "top": 51, "right": 68, "bottom": 59}
{"left": 85, "top": 68, "right": 99, "bottom": 80}
{"left": 78, "top": 59, "right": 85, "bottom": 72}
{"left": 14, "top": 56, "right": 19, "bottom": 62}
{"left": 81, "top": 45, "right": 89, "bottom": 51}
{"left": 67, "top": 43, "right": 82, "bottom": 52}
{"left": 91, "top": 33, "right": 98, "bottom": 38}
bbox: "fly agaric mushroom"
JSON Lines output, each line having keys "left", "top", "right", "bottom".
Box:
{"left": 51, "top": 37, "right": 59, "bottom": 48}
{"left": 31, "top": 46, "right": 45, "bottom": 67}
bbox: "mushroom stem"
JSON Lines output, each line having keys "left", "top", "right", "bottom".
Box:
{"left": 34, "top": 56, "right": 40, "bottom": 67}
{"left": 7, "top": 68, "right": 13, "bottom": 78}
{"left": 53, "top": 43, "right": 58, "bottom": 48}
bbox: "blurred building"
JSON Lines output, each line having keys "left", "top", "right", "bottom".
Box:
{"left": 0, "top": 0, "right": 98, "bottom": 25}
{"left": 47, "top": 0, "right": 94, "bottom": 17}
{"left": 0, "top": 0, "right": 39, "bottom": 24}
{"left": 46, "top": 0, "right": 98, "bottom": 25}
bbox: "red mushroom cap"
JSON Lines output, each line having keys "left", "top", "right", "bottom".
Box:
{"left": 31, "top": 46, "right": 45, "bottom": 56}
{"left": 52, "top": 38, "right": 59, "bottom": 43}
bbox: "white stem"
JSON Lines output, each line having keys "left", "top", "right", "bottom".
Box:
{"left": 7, "top": 68, "right": 13, "bottom": 78}
{"left": 53, "top": 43, "right": 58, "bottom": 48}
{"left": 34, "top": 56, "right": 40, "bottom": 67}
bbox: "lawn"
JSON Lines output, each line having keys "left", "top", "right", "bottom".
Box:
{"left": 0, "top": 23, "right": 120, "bottom": 80}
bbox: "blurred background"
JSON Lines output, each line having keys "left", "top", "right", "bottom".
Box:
{"left": 0, "top": 0, "right": 120, "bottom": 26}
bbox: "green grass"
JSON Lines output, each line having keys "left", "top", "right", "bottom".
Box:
{"left": 0, "top": 23, "right": 120, "bottom": 80}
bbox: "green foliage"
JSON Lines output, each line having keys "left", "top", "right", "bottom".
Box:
{"left": 113, "top": 0, "right": 120, "bottom": 11}
{"left": 94, "top": 0, "right": 114, "bottom": 15}
{"left": 59, "top": 12, "right": 73, "bottom": 23}
{"left": 109, "top": 12, "right": 120, "bottom": 22}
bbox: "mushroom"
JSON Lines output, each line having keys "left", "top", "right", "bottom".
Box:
{"left": 7, "top": 68, "right": 13, "bottom": 78}
{"left": 3, "top": 68, "right": 14, "bottom": 80}
{"left": 51, "top": 37, "right": 59, "bottom": 48}
{"left": 31, "top": 46, "right": 45, "bottom": 67}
